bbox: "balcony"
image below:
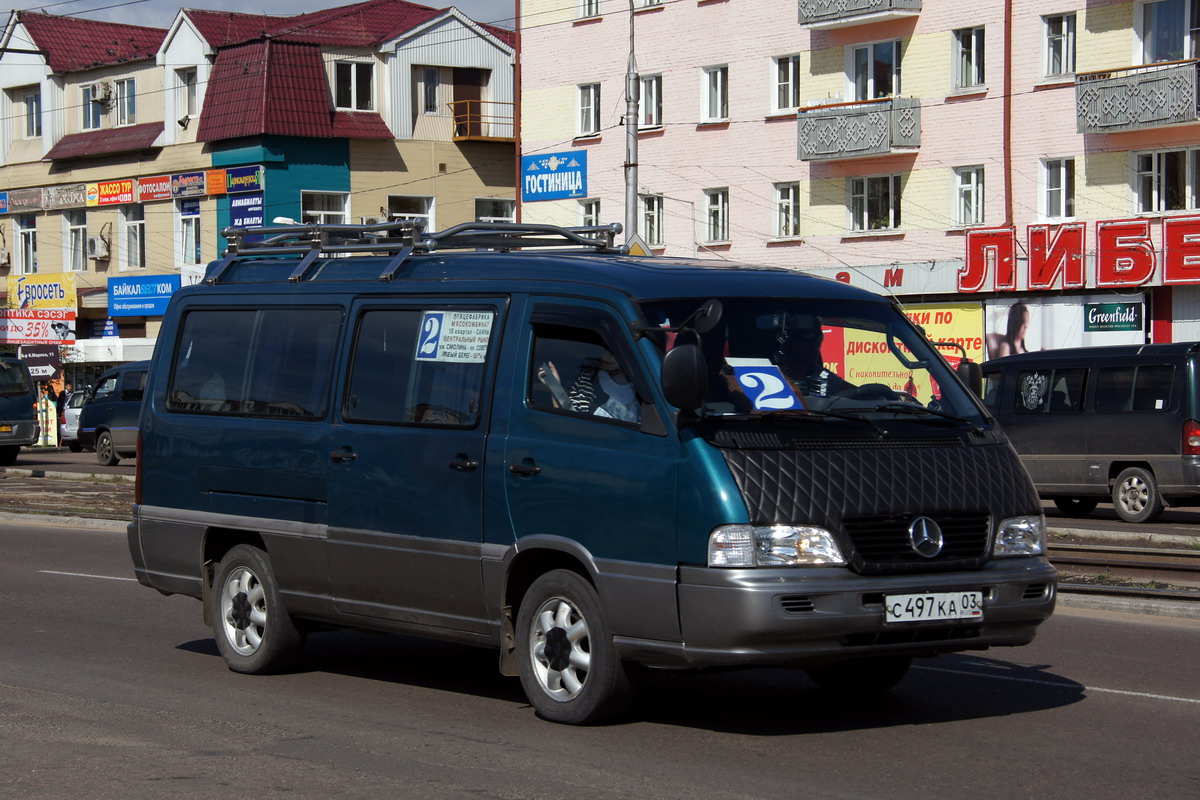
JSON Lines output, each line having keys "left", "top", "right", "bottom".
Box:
{"left": 449, "top": 100, "right": 514, "bottom": 142}
{"left": 1076, "top": 60, "right": 1200, "bottom": 134}
{"left": 797, "top": 97, "right": 921, "bottom": 162}
{"left": 797, "top": 0, "right": 921, "bottom": 30}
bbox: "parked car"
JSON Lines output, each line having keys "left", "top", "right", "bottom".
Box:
{"left": 78, "top": 361, "right": 149, "bottom": 465}
{"left": 0, "top": 354, "right": 38, "bottom": 466}
{"left": 984, "top": 342, "right": 1200, "bottom": 523}
{"left": 128, "top": 220, "right": 1055, "bottom": 725}
{"left": 59, "top": 390, "right": 87, "bottom": 452}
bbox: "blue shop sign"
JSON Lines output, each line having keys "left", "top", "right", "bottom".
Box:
{"left": 108, "top": 274, "right": 181, "bottom": 317}
{"left": 521, "top": 150, "right": 587, "bottom": 202}
{"left": 226, "top": 165, "right": 264, "bottom": 194}
{"left": 0, "top": 192, "right": 7, "bottom": 214}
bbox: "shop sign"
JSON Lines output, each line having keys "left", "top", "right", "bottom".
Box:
{"left": 226, "top": 165, "right": 264, "bottom": 193}
{"left": 962, "top": 217, "right": 1200, "bottom": 292}
{"left": 108, "top": 274, "right": 181, "bottom": 317}
{"left": 17, "top": 344, "right": 61, "bottom": 378}
{"left": 1085, "top": 302, "right": 1142, "bottom": 332}
{"left": 87, "top": 179, "right": 135, "bottom": 207}
{"left": 89, "top": 318, "right": 119, "bottom": 337}
{"left": 984, "top": 294, "right": 1145, "bottom": 358}
{"left": 6, "top": 273, "right": 77, "bottom": 310}
{"left": 43, "top": 184, "right": 87, "bottom": 210}
{"left": 229, "top": 192, "right": 264, "bottom": 229}
{"left": 0, "top": 192, "right": 7, "bottom": 213}
{"left": 7, "top": 188, "right": 43, "bottom": 213}
{"left": 521, "top": 150, "right": 587, "bottom": 201}
{"left": 206, "top": 169, "right": 227, "bottom": 195}
{"left": 172, "top": 172, "right": 205, "bottom": 197}
{"left": 0, "top": 308, "right": 76, "bottom": 345}
{"left": 138, "top": 175, "right": 172, "bottom": 201}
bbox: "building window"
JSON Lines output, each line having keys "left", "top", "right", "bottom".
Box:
{"left": 639, "top": 0, "right": 661, "bottom": 6}
{"left": 578, "top": 83, "right": 601, "bottom": 136}
{"left": 774, "top": 55, "right": 801, "bottom": 112}
{"left": 179, "top": 200, "right": 202, "bottom": 265}
{"left": 578, "top": 0, "right": 600, "bottom": 18}
{"left": 177, "top": 68, "right": 198, "bottom": 117}
{"left": 335, "top": 61, "right": 373, "bottom": 111}
{"left": 114, "top": 78, "right": 136, "bottom": 126}
{"left": 579, "top": 199, "right": 601, "bottom": 227}
{"left": 388, "top": 195, "right": 433, "bottom": 230}
{"left": 851, "top": 41, "right": 901, "bottom": 101}
{"left": 21, "top": 89, "right": 41, "bottom": 138}
{"left": 954, "top": 27, "right": 985, "bottom": 89}
{"left": 422, "top": 67, "right": 440, "bottom": 114}
{"left": 302, "top": 192, "right": 349, "bottom": 225}
{"left": 15, "top": 215, "right": 37, "bottom": 275}
{"left": 82, "top": 84, "right": 104, "bottom": 130}
{"left": 704, "top": 189, "right": 730, "bottom": 243}
{"left": 775, "top": 182, "right": 801, "bottom": 238}
{"left": 954, "top": 166, "right": 985, "bottom": 226}
{"left": 1141, "top": 0, "right": 1200, "bottom": 63}
{"left": 475, "top": 198, "right": 515, "bottom": 223}
{"left": 850, "top": 175, "right": 902, "bottom": 231}
{"left": 121, "top": 205, "right": 146, "bottom": 270}
{"left": 1044, "top": 158, "right": 1076, "bottom": 219}
{"left": 1044, "top": 14, "right": 1076, "bottom": 76}
{"left": 65, "top": 210, "right": 87, "bottom": 272}
{"left": 1135, "top": 149, "right": 1198, "bottom": 212}
{"left": 702, "top": 65, "right": 729, "bottom": 121}
{"left": 639, "top": 74, "right": 662, "bottom": 128}
{"left": 640, "top": 194, "right": 664, "bottom": 246}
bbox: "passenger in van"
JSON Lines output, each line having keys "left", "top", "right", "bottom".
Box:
{"left": 537, "top": 349, "right": 640, "bottom": 423}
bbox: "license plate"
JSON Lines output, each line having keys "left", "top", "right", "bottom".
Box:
{"left": 0, "top": 425, "right": 11, "bottom": 433}
{"left": 885, "top": 591, "right": 983, "bottom": 623}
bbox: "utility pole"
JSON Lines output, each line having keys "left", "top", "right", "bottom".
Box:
{"left": 624, "top": 1, "right": 639, "bottom": 240}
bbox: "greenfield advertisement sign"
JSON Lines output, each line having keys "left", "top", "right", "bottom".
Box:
{"left": 1084, "top": 302, "right": 1142, "bottom": 332}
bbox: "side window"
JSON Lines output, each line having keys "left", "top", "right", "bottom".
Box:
{"left": 168, "top": 308, "right": 341, "bottom": 417}
{"left": 1095, "top": 366, "right": 1135, "bottom": 412}
{"left": 981, "top": 370, "right": 1001, "bottom": 413}
{"left": 120, "top": 370, "right": 147, "bottom": 402}
{"left": 345, "top": 308, "right": 495, "bottom": 427}
{"left": 1047, "top": 368, "right": 1086, "bottom": 413}
{"left": 1133, "top": 364, "right": 1174, "bottom": 411}
{"left": 529, "top": 323, "right": 641, "bottom": 425}
{"left": 92, "top": 376, "right": 118, "bottom": 402}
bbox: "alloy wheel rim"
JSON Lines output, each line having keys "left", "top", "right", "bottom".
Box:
{"left": 220, "top": 566, "right": 266, "bottom": 656}
{"left": 528, "top": 596, "right": 591, "bottom": 702}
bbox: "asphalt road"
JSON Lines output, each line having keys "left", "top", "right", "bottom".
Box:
{"left": 2, "top": 519, "right": 1198, "bottom": 799}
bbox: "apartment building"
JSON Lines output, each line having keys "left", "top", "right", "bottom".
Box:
{"left": 518, "top": 0, "right": 1200, "bottom": 356}
{"left": 0, "top": 1, "right": 515, "bottom": 378}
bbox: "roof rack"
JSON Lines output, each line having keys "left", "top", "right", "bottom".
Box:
{"left": 207, "top": 220, "right": 625, "bottom": 284}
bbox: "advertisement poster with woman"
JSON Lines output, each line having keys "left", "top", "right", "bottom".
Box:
{"left": 984, "top": 294, "right": 1145, "bottom": 359}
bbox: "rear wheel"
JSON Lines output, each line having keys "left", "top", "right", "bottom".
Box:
{"left": 516, "top": 569, "right": 631, "bottom": 725}
{"left": 210, "top": 544, "right": 305, "bottom": 674}
{"left": 0, "top": 446, "right": 18, "bottom": 466}
{"left": 1053, "top": 496, "right": 1099, "bottom": 517}
{"left": 806, "top": 655, "right": 913, "bottom": 694}
{"left": 95, "top": 431, "right": 119, "bottom": 466}
{"left": 67, "top": 440, "right": 82, "bottom": 453}
{"left": 1112, "top": 467, "right": 1164, "bottom": 524}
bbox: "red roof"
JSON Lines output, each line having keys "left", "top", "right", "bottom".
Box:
{"left": 44, "top": 122, "right": 163, "bottom": 161}
{"left": 19, "top": 12, "right": 165, "bottom": 74}
{"left": 332, "top": 112, "right": 394, "bottom": 139}
{"left": 185, "top": 0, "right": 445, "bottom": 49}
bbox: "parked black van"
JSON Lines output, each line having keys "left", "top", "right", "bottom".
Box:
{"left": 0, "top": 354, "right": 38, "bottom": 465}
{"left": 983, "top": 342, "right": 1200, "bottom": 523}
{"left": 78, "top": 360, "right": 149, "bottom": 465}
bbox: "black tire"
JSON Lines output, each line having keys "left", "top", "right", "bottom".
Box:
{"left": 95, "top": 431, "right": 120, "bottom": 466}
{"left": 210, "top": 544, "right": 305, "bottom": 674}
{"left": 806, "top": 655, "right": 912, "bottom": 694}
{"left": 515, "top": 569, "right": 631, "bottom": 725}
{"left": 0, "top": 446, "right": 18, "bottom": 466}
{"left": 1112, "top": 467, "right": 1164, "bottom": 524}
{"left": 68, "top": 441, "right": 82, "bottom": 453}
{"left": 1053, "top": 496, "right": 1099, "bottom": 517}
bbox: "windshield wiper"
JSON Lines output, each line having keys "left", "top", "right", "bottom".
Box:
{"left": 716, "top": 408, "right": 888, "bottom": 438}
{"left": 869, "top": 402, "right": 984, "bottom": 433}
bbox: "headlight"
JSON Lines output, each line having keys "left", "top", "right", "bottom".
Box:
{"left": 708, "top": 525, "right": 846, "bottom": 567}
{"left": 993, "top": 514, "right": 1046, "bottom": 557}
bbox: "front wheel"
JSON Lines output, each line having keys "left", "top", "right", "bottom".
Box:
{"left": 1053, "top": 496, "right": 1099, "bottom": 517}
{"left": 516, "top": 570, "right": 631, "bottom": 725}
{"left": 95, "top": 431, "right": 119, "bottom": 466}
{"left": 806, "top": 655, "right": 913, "bottom": 694}
{"left": 1112, "top": 467, "right": 1164, "bottom": 524}
{"left": 210, "top": 544, "right": 305, "bottom": 674}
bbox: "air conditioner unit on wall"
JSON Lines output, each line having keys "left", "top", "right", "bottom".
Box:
{"left": 360, "top": 216, "right": 383, "bottom": 225}
{"left": 87, "top": 82, "right": 112, "bottom": 105}
{"left": 87, "top": 235, "right": 109, "bottom": 260}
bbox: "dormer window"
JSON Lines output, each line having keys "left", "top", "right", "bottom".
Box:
{"left": 335, "top": 60, "right": 374, "bottom": 111}
{"left": 21, "top": 88, "right": 42, "bottom": 138}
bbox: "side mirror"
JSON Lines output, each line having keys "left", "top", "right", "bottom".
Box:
{"left": 661, "top": 343, "right": 707, "bottom": 410}
{"left": 957, "top": 360, "right": 983, "bottom": 397}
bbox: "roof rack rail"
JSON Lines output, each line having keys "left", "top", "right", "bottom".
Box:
{"left": 208, "top": 220, "right": 625, "bottom": 284}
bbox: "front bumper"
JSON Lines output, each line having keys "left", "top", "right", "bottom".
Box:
{"left": 669, "top": 558, "right": 1057, "bottom": 668}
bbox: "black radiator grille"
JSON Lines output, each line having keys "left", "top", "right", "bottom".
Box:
{"left": 841, "top": 512, "right": 991, "bottom": 574}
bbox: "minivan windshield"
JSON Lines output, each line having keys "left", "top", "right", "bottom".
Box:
{"left": 639, "top": 297, "right": 987, "bottom": 427}
{"left": 0, "top": 359, "right": 32, "bottom": 397}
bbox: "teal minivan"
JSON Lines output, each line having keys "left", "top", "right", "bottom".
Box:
{"left": 128, "top": 221, "right": 1056, "bottom": 724}
{"left": 0, "top": 354, "right": 38, "bottom": 466}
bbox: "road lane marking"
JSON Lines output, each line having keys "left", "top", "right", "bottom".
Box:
{"left": 917, "top": 664, "right": 1200, "bottom": 705}
{"left": 39, "top": 570, "right": 136, "bottom": 582}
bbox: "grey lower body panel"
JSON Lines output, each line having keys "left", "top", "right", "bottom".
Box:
{"left": 619, "top": 559, "right": 1057, "bottom": 669}
{"left": 0, "top": 419, "right": 39, "bottom": 447}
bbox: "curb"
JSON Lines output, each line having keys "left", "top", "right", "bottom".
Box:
{"left": 0, "top": 511, "right": 127, "bottom": 532}
{"left": 0, "top": 466, "right": 134, "bottom": 484}
{"left": 1057, "top": 591, "right": 1200, "bottom": 620}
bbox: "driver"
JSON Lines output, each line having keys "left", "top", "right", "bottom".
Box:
{"left": 772, "top": 315, "right": 852, "bottom": 399}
